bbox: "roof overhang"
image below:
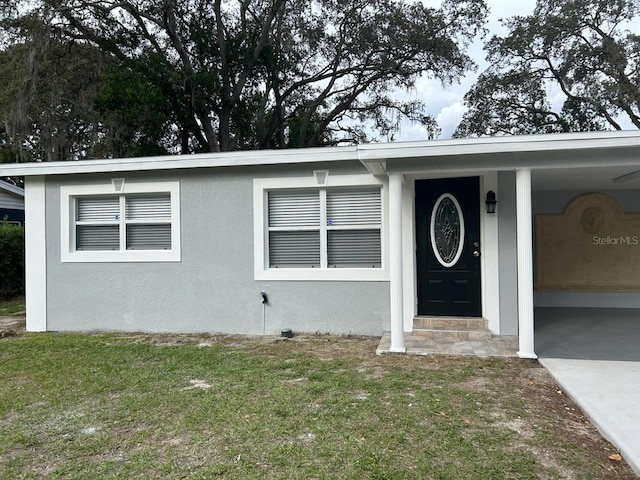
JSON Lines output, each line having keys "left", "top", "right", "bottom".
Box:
{"left": 0, "top": 180, "right": 24, "bottom": 197}
{"left": 0, "top": 145, "right": 360, "bottom": 177}
{"left": 2, "top": 131, "right": 640, "bottom": 180}
{"left": 357, "top": 131, "right": 640, "bottom": 176}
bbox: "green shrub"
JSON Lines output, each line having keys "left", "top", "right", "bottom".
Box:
{"left": 0, "top": 219, "right": 25, "bottom": 299}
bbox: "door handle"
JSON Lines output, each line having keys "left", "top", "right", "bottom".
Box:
{"left": 473, "top": 250, "right": 480, "bottom": 257}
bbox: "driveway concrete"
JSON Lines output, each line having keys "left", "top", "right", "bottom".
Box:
{"left": 536, "top": 308, "right": 640, "bottom": 476}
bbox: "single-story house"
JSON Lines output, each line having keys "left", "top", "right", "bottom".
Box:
{"left": 0, "top": 180, "right": 25, "bottom": 224}
{"left": 3, "top": 130, "right": 640, "bottom": 359}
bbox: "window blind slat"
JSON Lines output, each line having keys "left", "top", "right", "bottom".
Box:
{"left": 269, "top": 231, "right": 320, "bottom": 267}
{"left": 126, "top": 194, "right": 171, "bottom": 220}
{"left": 326, "top": 188, "right": 381, "bottom": 226}
{"left": 126, "top": 224, "right": 171, "bottom": 250}
{"left": 328, "top": 229, "right": 381, "bottom": 268}
{"left": 76, "top": 225, "right": 120, "bottom": 250}
{"left": 77, "top": 197, "right": 120, "bottom": 222}
{"left": 268, "top": 190, "right": 320, "bottom": 227}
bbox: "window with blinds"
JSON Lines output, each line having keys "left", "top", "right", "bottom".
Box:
{"left": 75, "top": 193, "right": 172, "bottom": 251}
{"left": 326, "top": 188, "right": 381, "bottom": 268}
{"left": 76, "top": 196, "right": 120, "bottom": 251}
{"left": 267, "top": 187, "right": 381, "bottom": 268}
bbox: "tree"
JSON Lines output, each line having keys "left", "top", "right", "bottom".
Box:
{"left": 455, "top": 0, "right": 639, "bottom": 138}
{"left": 0, "top": 14, "right": 178, "bottom": 162}
{"left": 1, "top": 0, "right": 487, "bottom": 159}
{"left": 0, "top": 126, "right": 22, "bottom": 188}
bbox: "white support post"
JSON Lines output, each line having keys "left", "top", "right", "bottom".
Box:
{"left": 25, "top": 176, "right": 47, "bottom": 332}
{"left": 389, "top": 173, "right": 406, "bottom": 353}
{"left": 516, "top": 169, "right": 536, "bottom": 358}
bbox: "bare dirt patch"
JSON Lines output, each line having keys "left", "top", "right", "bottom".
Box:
{"left": 182, "top": 379, "right": 212, "bottom": 391}
{"left": 456, "top": 359, "right": 633, "bottom": 479}
{"left": 0, "top": 313, "right": 25, "bottom": 338}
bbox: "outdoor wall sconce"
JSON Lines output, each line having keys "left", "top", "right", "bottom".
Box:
{"left": 485, "top": 191, "right": 497, "bottom": 214}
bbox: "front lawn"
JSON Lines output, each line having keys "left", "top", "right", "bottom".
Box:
{"left": 0, "top": 333, "right": 633, "bottom": 479}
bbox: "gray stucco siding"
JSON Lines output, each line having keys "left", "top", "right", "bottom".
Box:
{"left": 44, "top": 163, "right": 389, "bottom": 335}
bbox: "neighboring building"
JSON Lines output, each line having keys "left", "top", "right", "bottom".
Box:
{"left": 3, "top": 131, "right": 640, "bottom": 358}
{"left": 0, "top": 180, "right": 24, "bottom": 225}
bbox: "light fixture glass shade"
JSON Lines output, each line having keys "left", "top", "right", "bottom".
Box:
{"left": 485, "top": 190, "right": 497, "bottom": 214}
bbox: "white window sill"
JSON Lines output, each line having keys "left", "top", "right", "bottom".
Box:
{"left": 61, "top": 249, "right": 181, "bottom": 263}
{"left": 254, "top": 267, "right": 389, "bottom": 282}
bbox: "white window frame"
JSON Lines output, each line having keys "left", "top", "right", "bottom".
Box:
{"left": 253, "top": 174, "right": 388, "bottom": 281}
{"left": 60, "top": 181, "right": 181, "bottom": 262}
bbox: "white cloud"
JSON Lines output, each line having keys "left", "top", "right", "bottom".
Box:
{"left": 394, "top": 0, "right": 538, "bottom": 141}
{"left": 436, "top": 102, "right": 468, "bottom": 139}
{"left": 395, "top": 121, "right": 433, "bottom": 142}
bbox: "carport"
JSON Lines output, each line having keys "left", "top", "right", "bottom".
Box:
{"left": 530, "top": 159, "right": 640, "bottom": 475}
{"left": 530, "top": 157, "right": 640, "bottom": 359}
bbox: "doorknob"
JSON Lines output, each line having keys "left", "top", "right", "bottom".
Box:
{"left": 473, "top": 250, "right": 480, "bottom": 257}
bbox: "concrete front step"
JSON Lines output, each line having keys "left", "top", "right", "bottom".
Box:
{"left": 376, "top": 331, "right": 519, "bottom": 357}
{"left": 413, "top": 316, "right": 492, "bottom": 341}
{"left": 413, "top": 316, "right": 488, "bottom": 331}
{"left": 412, "top": 329, "right": 492, "bottom": 341}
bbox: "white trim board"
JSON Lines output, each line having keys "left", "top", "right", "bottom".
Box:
{"left": 401, "top": 172, "right": 501, "bottom": 334}
{"left": 24, "top": 177, "right": 47, "bottom": 332}
{"left": 480, "top": 172, "right": 500, "bottom": 334}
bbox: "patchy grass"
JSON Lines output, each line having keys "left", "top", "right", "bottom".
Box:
{"left": 0, "top": 296, "right": 24, "bottom": 316}
{"left": 0, "top": 333, "right": 634, "bottom": 479}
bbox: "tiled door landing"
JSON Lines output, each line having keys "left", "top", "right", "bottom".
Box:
{"left": 376, "top": 317, "right": 519, "bottom": 357}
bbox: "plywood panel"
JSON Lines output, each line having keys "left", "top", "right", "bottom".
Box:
{"left": 535, "top": 193, "right": 640, "bottom": 291}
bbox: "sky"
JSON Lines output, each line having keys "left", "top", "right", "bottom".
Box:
{"left": 395, "top": 0, "right": 537, "bottom": 141}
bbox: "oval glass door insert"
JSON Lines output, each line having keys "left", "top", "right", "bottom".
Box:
{"left": 430, "top": 193, "right": 465, "bottom": 268}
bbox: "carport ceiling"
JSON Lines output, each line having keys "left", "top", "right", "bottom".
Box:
{"left": 532, "top": 166, "right": 640, "bottom": 191}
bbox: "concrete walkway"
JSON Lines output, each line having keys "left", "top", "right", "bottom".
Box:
{"left": 536, "top": 308, "right": 640, "bottom": 476}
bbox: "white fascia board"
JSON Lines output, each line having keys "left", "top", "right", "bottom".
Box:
{"left": 0, "top": 180, "right": 25, "bottom": 197}
{"left": 358, "top": 131, "right": 640, "bottom": 173}
{"left": 5, "top": 131, "right": 640, "bottom": 178}
{"left": 0, "top": 145, "right": 360, "bottom": 177}
{"left": 358, "top": 130, "right": 640, "bottom": 160}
